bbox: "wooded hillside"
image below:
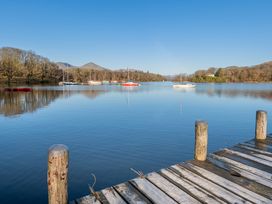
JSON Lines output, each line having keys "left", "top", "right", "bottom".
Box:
{"left": 0, "top": 47, "right": 165, "bottom": 84}
{"left": 175, "top": 62, "right": 272, "bottom": 83}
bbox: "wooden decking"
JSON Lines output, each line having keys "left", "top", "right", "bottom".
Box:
{"left": 72, "top": 136, "right": 272, "bottom": 204}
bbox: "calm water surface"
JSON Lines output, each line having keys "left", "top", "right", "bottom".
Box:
{"left": 1, "top": 82, "right": 272, "bottom": 203}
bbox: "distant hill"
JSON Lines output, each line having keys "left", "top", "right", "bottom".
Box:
{"left": 56, "top": 62, "right": 74, "bottom": 69}
{"left": 80, "top": 62, "right": 109, "bottom": 71}
{"left": 56, "top": 61, "right": 109, "bottom": 71}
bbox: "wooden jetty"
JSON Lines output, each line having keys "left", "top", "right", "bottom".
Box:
{"left": 48, "top": 110, "right": 272, "bottom": 204}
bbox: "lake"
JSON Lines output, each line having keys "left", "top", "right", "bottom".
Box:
{"left": 0, "top": 82, "right": 272, "bottom": 203}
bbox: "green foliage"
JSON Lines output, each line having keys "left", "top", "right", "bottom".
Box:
{"left": 190, "top": 62, "right": 272, "bottom": 83}
{"left": 191, "top": 76, "right": 226, "bottom": 83}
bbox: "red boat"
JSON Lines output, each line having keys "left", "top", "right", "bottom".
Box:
{"left": 4, "top": 87, "right": 33, "bottom": 92}
{"left": 121, "top": 82, "right": 140, "bottom": 87}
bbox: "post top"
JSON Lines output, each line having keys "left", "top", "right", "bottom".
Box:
{"left": 48, "top": 144, "right": 68, "bottom": 156}
{"left": 257, "top": 110, "right": 267, "bottom": 114}
{"left": 195, "top": 120, "right": 208, "bottom": 125}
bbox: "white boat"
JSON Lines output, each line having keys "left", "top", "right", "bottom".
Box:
{"left": 88, "top": 80, "right": 102, "bottom": 85}
{"left": 173, "top": 83, "right": 196, "bottom": 88}
{"left": 110, "top": 80, "right": 119, "bottom": 85}
{"left": 102, "top": 80, "right": 110, "bottom": 85}
{"left": 59, "top": 81, "right": 79, "bottom": 85}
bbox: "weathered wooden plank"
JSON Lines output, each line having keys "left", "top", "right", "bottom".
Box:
{"left": 189, "top": 160, "right": 272, "bottom": 199}
{"left": 114, "top": 182, "right": 151, "bottom": 204}
{"left": 130, "top": 177, "right": 177, "bottom": 204}
{"left": 216, "top": 149, "right": 272, "bottom": 173}
{"left": 184, "top": 162, "right": 272, "bottom": 203}
{"left": 146, "top": 172, "right": 200, "bottom": 204}
{"left": 171, "top": 164, "right": 251, "bottom": 203}
{"left": 224, "top": 148, "right": 272, "bottom": 167}
{"left": 238, "top": 144, "right": 272, "bottom": 157}
{"left": 247, "top": 140, "right": 272, "bottom": 152}
{"left": 208, "top": 154, "right": 272, "bottom": 188}
{"left": 265, "top": 136, "right": 272, "bottom": 144}
{"left": 76, "top": 195, "right": 101, "bottom": 204}
{"left": 101, "top": 187, "right": 126, "bottom": 204}
{"left": 234, "top": 145, "right": 272, "bottom": 162}
{"left": 160, "top": 168, "right": 226, "bottom": 203}
{"left": 243, "top": 141, "right": 272, "bottom": 152}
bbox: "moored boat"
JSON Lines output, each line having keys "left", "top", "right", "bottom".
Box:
{"left": 4, "top": 87, "right": 33, "bottom": 92}
{"left": 121, "top": 81, "right": 140, "bottom": 87}
{"left": 102, "top": 80, "right": 110, "bottom": 85}
{"left": 59, "top": 81, "right": 79, "bottom": 85}
{"left": 173, "top": 83, "right": 196, "bottom": 88}
{"left": 88, "top": 80, "right": 102, "bottom": 85}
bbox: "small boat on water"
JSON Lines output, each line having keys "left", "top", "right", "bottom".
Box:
{"left": 110, "top": 80, "right": 119, "bottom": 85}
{"left": 88, "top": 80, "right": 102, "bottom": 85}
{"left": 102, "top": 80, "right": 110, "bottom": 85}
{"left": 173, "top": 74, "right": 196, "bottom": 88}
{"left": 121, "top": 81, "right": 141, "bottom": 87}
{"left": 4, "top": 87, "right": 33, "bottom": 92}
{"left": 173, "top": 83, "right": 196, "bottom": 88}
{"left": 121, "top": 68, "right": 141, "bottom": 87}
{"left": 59, "top": 81, "right": 79, "bottom": 85}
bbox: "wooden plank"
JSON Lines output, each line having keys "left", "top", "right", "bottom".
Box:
{"left": 216, "top": 149, "right": 272, "bottom": 173}
{"left": 171, "top": 164, "right": 251, "bottom": 203}
{"left": 114, "top": 182, "right": 151, "bottom": 204}
{"left": 208, "top": 154, "right": 272, "bottom": 188}
{"left": 243, "top": 141, "right": 272, "bottom": 152}
{"left": 184, "top": 162, "right": 272, "bottom": 203}
{"left": 233, "top": 146, "right": 272, "bottom": 163}
{"left": 146, "top": 172, "right": 200, "bottom": 204}
{"left": 76, "top": 195, "right": 101, "bottom": 204}
{"left": 246, "top": 140, "right": 272, "bottom": 152}
{"left": 225, "top": 148, "right": 272, "bottom": 167}
{"left": 238, "top": 144, "right": 272, "bottom": 157}
{"left": 160, "top": 168, "right": 226, "bottom": 203}
{"left": 130, "top": 177, "right": 177, "bottom": 204}
{"left": 189, "top": 160, "right": 272, "bottom": 199}
{"left": 101, "top": 187, "right": 126, "bottom": 204}
{"left": 265, "top": 136, "right": 272, "bottom": 144}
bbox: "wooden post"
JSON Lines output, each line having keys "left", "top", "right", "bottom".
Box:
{"left": 255, "top": 110, "right": 267, "bottom": 140}
{"left": 194, "top": 121, "right": 208, "bottom": 161}
{"left": 48, "top": 144, "right": 69, "bottom": 204}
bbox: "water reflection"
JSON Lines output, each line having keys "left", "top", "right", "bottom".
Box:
{"left": 196, "top": 86, "right": 272, "bottom": 101}
{"left": 1, "top": 83, "right": 272, "bottom": 117}
{"left": 0, "top": 89, "right": 105, "bottom": 117}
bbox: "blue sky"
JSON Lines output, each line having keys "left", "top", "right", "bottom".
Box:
{"left": 0, "top": 0, "right": 272, "bottom": 74}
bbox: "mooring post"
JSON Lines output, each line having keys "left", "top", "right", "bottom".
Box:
{"left": 255, "top": 110, "right": 267, "bottom": 140}
{"left": 194, "top": 121, "right": 208, "bottom": 161}
{"left": 48, "top": 144, "right": 69, "bottom": 204}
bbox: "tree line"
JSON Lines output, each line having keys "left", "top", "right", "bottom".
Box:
{"left": 0, "top": 47, "right": 62, "bottom": 84}
{"left": 65, "top": 68, "right": 165, "bottom": 83}
{"left": 174, "top": 62, "right": 272, "bottom": 83}
{"left": 0, "top": 47, "right": 165, "bottom": 84}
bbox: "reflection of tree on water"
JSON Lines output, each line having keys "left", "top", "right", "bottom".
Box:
{"left": 0, "top": 90, "right": 63, "bottom": 117}
{"left": 81, "top": 90, "right": 106, "bottom": 99}
{"left": 196, "top": 88, "right": 272, "bottom": 101}
{"left": 0, "top": 89, "right": 105, "bottom": 117}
